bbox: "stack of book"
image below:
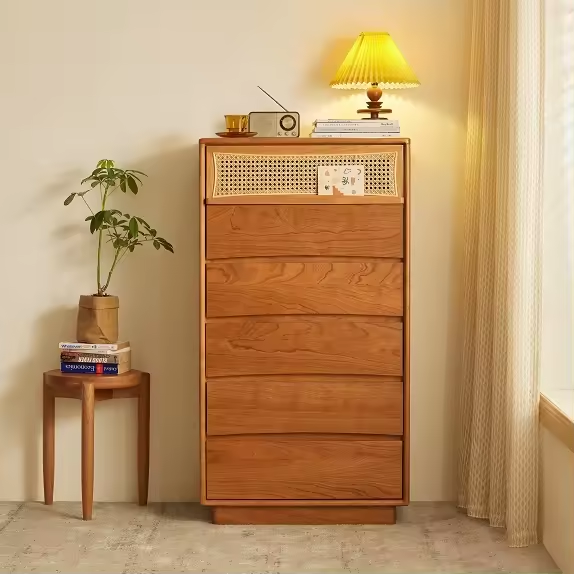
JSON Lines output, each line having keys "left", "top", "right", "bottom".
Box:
{"left": 310, "top": 119, "right": 400, "bottom": 138}
{"left": 59, "top": 341, "right": 131, "bottom": 375}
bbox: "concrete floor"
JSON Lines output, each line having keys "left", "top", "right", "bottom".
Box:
{"left": 0, "top": 502, "right": 559, "bottom": 573}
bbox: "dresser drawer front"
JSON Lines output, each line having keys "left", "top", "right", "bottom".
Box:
{"left": 207, "top": 145, "right": 404, "bottom": 198}
{"left": 207, "top": 377, "right": 403, "bottom": 435}
{"left": 206, "top": 260, "right": 403, "bottom": 317}
{"left": 205, "top": 317, "right": 403, "bottom": 377}
{"left": 206, "top": 205, "right": 403, "bottom": 259}
{"left": 206, "top": 437, "right": 403, "bottom": 500}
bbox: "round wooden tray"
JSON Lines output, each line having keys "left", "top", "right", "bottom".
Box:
{"left": 216, "top": 131, "right": 258, "bottom": 138}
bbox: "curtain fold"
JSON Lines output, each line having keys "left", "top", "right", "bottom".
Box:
{"left": 458, "top": 0, "right": 544, "bottom": 547}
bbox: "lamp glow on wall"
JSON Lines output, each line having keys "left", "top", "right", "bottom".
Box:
{"left": 330, "top": 32, "right": 420, "bottom": 119}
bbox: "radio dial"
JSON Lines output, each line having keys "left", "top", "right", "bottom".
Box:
{"left": 280, "top": 114, "right": 296, "bottom": 132}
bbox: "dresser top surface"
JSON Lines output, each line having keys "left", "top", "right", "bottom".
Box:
{"left": 199, "top": 137, "right": 410, "bottom": 147}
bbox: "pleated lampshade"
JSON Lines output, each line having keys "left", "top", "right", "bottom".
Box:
{"left": 331, "top": 32, "right": 420, "bottom": 89}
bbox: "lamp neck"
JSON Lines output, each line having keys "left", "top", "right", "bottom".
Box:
{"left": 366, "top": 83, "right": 382, "bottom": 102}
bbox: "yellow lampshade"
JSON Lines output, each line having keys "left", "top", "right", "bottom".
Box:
{"left": 331, "top": 32, "right": 419, "bottom": 90}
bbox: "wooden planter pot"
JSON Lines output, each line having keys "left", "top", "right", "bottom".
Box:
{"left": 76, "top": 295, "right": 119, "bottom": 344}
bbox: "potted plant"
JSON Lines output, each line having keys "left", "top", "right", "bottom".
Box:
{"left": 64, "top": 159, "right": 173, "bottom": 343}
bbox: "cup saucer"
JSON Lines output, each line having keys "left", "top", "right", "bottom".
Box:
{"left": 216, "top": 131, "right": 258, "bottom": 138}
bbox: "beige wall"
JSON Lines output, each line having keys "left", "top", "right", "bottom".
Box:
{"left": 0, "top": 0, "right": 470, "bottom": 502}
{"left": 541, "top": 428, "right": 574, "bottom": 574}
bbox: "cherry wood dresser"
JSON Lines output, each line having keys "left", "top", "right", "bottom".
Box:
{"left": 199, "top": 138, "right": 410, "bottom": 525}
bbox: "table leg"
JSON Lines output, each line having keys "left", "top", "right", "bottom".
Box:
{"left": 137, "top": 374, "right": 150, "bottom": 505}
{"left": 43, "top": 381, "right": 55, "bottom": 505}
{"left": 81, "top": 382, "right": 95, "bottom": 520}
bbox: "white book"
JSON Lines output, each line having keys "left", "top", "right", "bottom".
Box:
{"left": 310, "top": 132, "right": 400, "bottom": 138}
{"left": 60, "top": 347, "right": 131, "bottom": 356}
{"left": 313, "top": 126, "right": 400, "bottom": 133}
{"left": 314, "top": 119, "right": 400, "bottom": 128}
{"left": 59, "top": 341, "right": 130, "bottom": 351}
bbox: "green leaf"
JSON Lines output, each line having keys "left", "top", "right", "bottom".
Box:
{"left": 90, "top": 180, "right": 99, "bottom": 188}
{"left": 124, "top": 213, "right": 130, "bottom": 219}
{"left": 128, "top": 170, "right": 147, "bottom": 177}
{"left": 127, "top": 176, "right": 138, "bottom": 194}
{"left": 120, "top": 179, "right": 127, "bottom": 193}
{"left": 85, "top": 215, "right": 94, "bottom": 221}
{"left": 105, "top": 160, "right": 114, "bottom": 169}
{"left": 77, "top": 190, "right": 90, "bottom": 196}
{"left": 150, "top": 229, "right": 157, "bottom": 237}
{"left": 129, "top": 244, "right": 135, "bottom": 252}
{"left": 135, "top": 217, "right": 150, "bottom": 229}
{"left": 64, "top": 193, "right": 75, "bottom": 205}
{"left": 103, "top": 211, "right": 113, "bottom": 224}
{"left": 128, "top": 173, "right": 143, "bottom": 184}
{"left": 128, "top": 217, "right": 139, "bottom": 238}
{"left": 90, "top": 211, "right": 105, "bottom": 233}
{"left": 153, "top": 240, "right": 160, "bottom": 250}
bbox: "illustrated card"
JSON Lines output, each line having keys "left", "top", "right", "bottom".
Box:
{"left": 318, "top": 165, "right": 364, "bottom": 196}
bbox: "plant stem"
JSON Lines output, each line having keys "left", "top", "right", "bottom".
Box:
{"left": 96, "top": 184, "right": 108, "bottom": 295}
{"left": 101, "top": 247, "right": 121, "bottom": 293}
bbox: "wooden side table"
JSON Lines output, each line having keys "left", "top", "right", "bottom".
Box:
{"left": 43, "top": 369, "right": 150, "bottom": 520}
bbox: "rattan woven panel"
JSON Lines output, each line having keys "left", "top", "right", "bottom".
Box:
{"left": 213, "top": 151, "right": 399, "bottom": 197}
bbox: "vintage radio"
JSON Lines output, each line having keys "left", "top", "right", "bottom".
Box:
{"left": 248, "top": 86, "right": 300, "bottom": 138}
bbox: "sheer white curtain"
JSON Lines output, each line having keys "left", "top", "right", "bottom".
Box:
{"left": 541, "top": 0, "right": 574, "bottom": 408}
{"left": 457, "top": 0, "right": 544, "bottom": 547}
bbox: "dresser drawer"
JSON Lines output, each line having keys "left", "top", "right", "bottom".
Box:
{"left": 206, "top": 260, "right": 403, "bottom": 317}
{"left": 207, "top": 377, "right": 403, "bottom": 435}
{"left": 206, "top": 437, "right": 403, "bottom": 500}
{"left": 205, "top": 317, "right": 403, "bottom": 377}
{"left": 206, "top": 205, "right": 403, "bottom": 259}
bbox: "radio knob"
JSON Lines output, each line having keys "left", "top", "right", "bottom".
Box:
{"left": 291, "top": 132, "right": 297, "bottom": 136}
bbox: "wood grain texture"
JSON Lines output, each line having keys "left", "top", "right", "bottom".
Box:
{"left": 207, "top": 377, "right": 403, "bottom": 435}
{"left": 206, "top": 196, "right": 404, "bottom": 204}
{"left": 212, "top": 505, "right": 396, "bottom": 525}
{"left": 42, "top": 370, "right": 151, "bottom": 516}
{"left": 200, "top": 138, "right": 410, "bottom": 146}
{"left": 81, "top": 382, "right": 95, "bottom": 520}
{"left": 206, "top": 436, "right": 402, "bottom": 500}
{"left": 206, "top": 260, "right": 403, "bottom": 317}
{"left": 402, "top": 140, "right": 411, "bottom": 502}
{"left": 42, "top": 380, "right": 55, "bottom": 506}
{"left": 206, "top": 205, "right": 403, "bottom": 259}
{"left": 137, "top": 373, "right": 150, "bottom": 506}
{"left": 200, "top": 142, "right": 207, "bottom": 503}
{"left": 206, "top": 316, "right": 403, "bottom": 377}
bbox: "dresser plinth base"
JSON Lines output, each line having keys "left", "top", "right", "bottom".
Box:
{"left": 212, "top": 506, "right": 396, "bottom": 525}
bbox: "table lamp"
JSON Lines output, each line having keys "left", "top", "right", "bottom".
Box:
{"left": 330, "top": 32, "right": 420, "bottom": 119}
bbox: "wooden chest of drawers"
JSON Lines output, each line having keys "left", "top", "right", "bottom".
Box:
{"left": 199, "top": 138, "right": 410, "bottom": 525}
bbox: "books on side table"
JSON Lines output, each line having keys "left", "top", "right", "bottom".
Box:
{"left": 310, "top": 119, "right": 400, "bottom": 138}
{"left": 59, "top": 341, "right": 131, "bottom": 375}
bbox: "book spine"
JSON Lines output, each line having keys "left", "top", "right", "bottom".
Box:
{"left": 314, "top": 119, "right": 400, "bottom": 128}
{"left": 310, "top": 132, "right": 399, "bottom": 138}
{"left": 60, "top": 362, "right": 120, "bottom": 374}
{"left": 59, "top": 342, "right": 121, "bottom": 351}
{"left": 313, "top": 126, "right": 400, "bottom": 133}
{"left": 60, "top": 352, "right": 121, "bottom": 364}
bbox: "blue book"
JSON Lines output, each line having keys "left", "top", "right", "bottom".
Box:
{"left": 60, "top": 362, "right": 120, "bottom": 375}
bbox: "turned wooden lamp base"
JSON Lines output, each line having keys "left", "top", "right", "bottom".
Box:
{"left": 358, "top": 82, "right": 392, "bottom": 119}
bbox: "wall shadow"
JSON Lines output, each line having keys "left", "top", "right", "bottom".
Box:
{"left": 1, "top": 307, "right": 76, "bottom": 500}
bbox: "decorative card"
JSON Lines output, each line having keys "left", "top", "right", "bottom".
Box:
{"left": 318, "top": 165, "right": 364, "bottom": 196}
